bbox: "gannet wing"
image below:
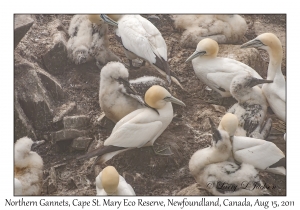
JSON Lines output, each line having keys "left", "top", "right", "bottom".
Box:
{"left": 104, "top": 120, "right": 163, "bottom": 148}
{"left": 206, "top": 71, "right": 239, "bottom": 92}
{"left": 232, "top": 136, "right": 285, "bottom": 174}
{"left": 118, "top": 16, "right": 166, "bottom": 63}
{"left": 135, "top": 15, "right": 167, "bottom": 60}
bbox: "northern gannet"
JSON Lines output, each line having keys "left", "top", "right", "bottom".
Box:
{"left": 67, "top": 15, "right": 120, "bottom": 66}
{"left": 95, "top": 166, "right": 135, "bottom": 195}
{"left": 185, "top": 38, "right": 263, "bottom": 97}
{"left": 78, "top": 85, "right": 186, "bottom": 165}
{"left": 241, "top": 33, "right": 286, "bottom": 122}
{"left": 219, "top": 113, "right": 286, "bottom": 176}
{"left": 93, "top": 14, "right": 182, "bottom": 88}
{"left": 189, "top": 118, "right": 269, "bottom": 195}
{"left": 172, "top": 15, "right": 247, "bottom": 48}
{"left": 14, "top": 137, "right": 44, "bottom": 195}
{"left": 99, "top": 61, "right": 167, "bottom": 123}
{"left": 227, "top": 74, "right": 273, "bottom": 138}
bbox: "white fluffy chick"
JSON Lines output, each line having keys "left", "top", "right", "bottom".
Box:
{"left": 172, "top": 15, "right": 247, "bottom": 48}
{"left": 14, "top": 137, "right": 44, "bottom": 195}
{"left": 67, "top": 15, "right": 119, "bottom": 66}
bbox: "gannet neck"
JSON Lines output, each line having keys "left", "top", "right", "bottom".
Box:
{"left": 259, "top": 33, "right": 283, "bottom": 80}
{"left": 196, "top": 38, "right": 219, "bottom": 58}
{"left": 101, "top": 166, "right": 119, "bottom": 195}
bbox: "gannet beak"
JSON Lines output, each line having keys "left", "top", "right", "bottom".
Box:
{"left": 100, "top": 14, "right": 118, "bottom": 27}
{"left": 31, "top": 140, "right": 45, "bottom": 150}
{"left": 185, "top": 51, "right": 206, "bottom": 63}
{"left": 249, "top": 78, "right": 273, "bottom": 88}
{"left": 164, "top": 96, "right": 186, "bottom": 106}
{"left": 240, "top": 39, "right": 265, "bottom": 49}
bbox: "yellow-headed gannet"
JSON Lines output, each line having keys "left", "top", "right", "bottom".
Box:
{"left": 172, "top": 15, "right": 247, "bottom": 48}
{"left": 67, "top": 15, "right": 120, "bottom": 66}
{"left": 95, "top": 166, "right": 135, "bottom": 195}
{"left": 99, "top": 61, "right": 167, "bottom": 123}
{"left": 185, "top": 38, "right": 263, "bottom": 97}
{"left": 14, "top": 137, "right": 44, "bottom": 195}
{"left": 93, "top": 14, "right": 182, "bottom": 88}
{"left": 219, "top": 113, "right": 286, "bottom": 176}
{"left": 227, "top": 74, "right": 273, "bottom": 138}
{"left": 189, "top": 118, "right": 269, "bottom": 195}
{"left": 78, "top": 85, "right": 186, "bottom": 165}
{"left": 241, "top": 33, "right": 286, "bottom": 122}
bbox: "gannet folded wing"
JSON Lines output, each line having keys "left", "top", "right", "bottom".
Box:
{"left": 232, "top": 136, "right": 285, "bottom": 175}
{"left": 206, "top": 71, "right": 241, "bottom": 92}
{"left": 104, "top": 120, "right": 162, "bottom": 148}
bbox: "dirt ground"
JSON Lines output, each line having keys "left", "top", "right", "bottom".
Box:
{"left": 14, "top": 14, "right": 286, "bottom": 196}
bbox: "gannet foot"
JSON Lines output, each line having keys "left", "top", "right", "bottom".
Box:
{"left": 152, "top": 145, "right": 174, "bottom": 156}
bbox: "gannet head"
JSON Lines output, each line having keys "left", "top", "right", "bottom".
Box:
{"left": 14, "top": 137, "right": 44, "bottom": 168}
{"left": 230, "top": 74, "right": 273, "bottom": 99}
{"left": 73, "top": 45, "right": 89, "bottom": 65}
{"left": 100, "top": 166, "right": 120, "bottom": 195}
{"left": 15, "top": 137, "right": 34, "bottom": 158}
{"left": 145, "top": 85, "right": 186, "bottom": 109}
{"left": 101, "top": 62, "right": 129, "bottom": 81}
{"left": 185, "top": 38, "right": 219, "bottom": 62}
{"left": 218, "top": 113, "right": 238, "bottom": 137}
{"left": 88, "top": 15, "right": 104, "bottom": 25}
{"left": 240, "top": 33, "right": 282, "bottom": 54}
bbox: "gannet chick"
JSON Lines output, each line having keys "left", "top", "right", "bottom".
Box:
{"left": 227, "top": 74, "right": 273, "bottom": 138}
{"left": 218, "top": 113, "right": 286, "bottom": 176}
{"left": 172, "top": 15, "right": 247, "bottom": 48}
{"left": 14, "top": 137, "right": 44, "bottom": 195}
{"left": 94, "top": 15, "right": 182, "bottom": 88}
{"left": 185, "top": 38, "right": 263, "bottom": 97}
{"left": 67, "top": 15, "right": 119, "bottom": 66}
{"left": 99, "top": 62, "right": 167, "bottom": 123}
{"left": 95, "top": 166, "right": 135, "bottom": 195}
{"left": 78, "top": 85, "right": 186, "bottom": 165}
{"left": 189, "top": 119, "right": 269, "bottom": 195}
{"left": 241, "top": 33, "right": 286, "bottom": 122}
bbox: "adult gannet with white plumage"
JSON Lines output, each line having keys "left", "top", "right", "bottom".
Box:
{"left": 185, "top": 38, "right": 263, "bottom": 97}
{"left": 14, "top": 137, "right": 44, "bottom": 195}
{"left": 227, "top": 74, "right": 273, "bottom": 138}
{"left": 90, "top": 14, "right": 182, "bottom": 88}
{"left": 189, "top": 118, "right": 269, "bottom": 195}
{"left": 95, "top": 166, "right": 135, "bottom": 195}
{"left": 218, "top": 113, "right": 286, "bottom": 176}
{"left": 241, "top": 33, "right": 286, "bottom": 122}
{"left": 78, "top": 85, "right": 185, "bottom": 165}
{"left": 99, "top": 61, "right": 167, "bottom": 123}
